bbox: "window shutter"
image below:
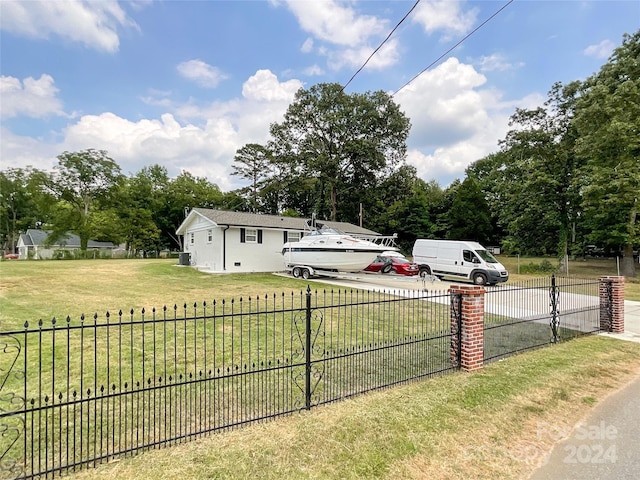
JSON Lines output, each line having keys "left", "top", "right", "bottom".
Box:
{"left": 240, "top": 228, "right": 245, "bottom": 243}
{"left": 258, "top": 229, "right": 263, "bottom": 244}
{"left": 283, "top": 231, "right": 288, "bottom": 243}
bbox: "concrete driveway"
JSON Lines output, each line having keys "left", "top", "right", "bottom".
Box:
{"left": 307, "top": 273, "right": 640, "bottom": 344}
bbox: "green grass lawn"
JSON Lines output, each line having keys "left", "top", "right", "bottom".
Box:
{"left": 0, "top": 259, "right": 324, "bottom": 331}
{"left": 496, "top": 255, "right": 640, "bottom": 301}
{"left": 1, "top": 257, "right": 638, "bottom": 479}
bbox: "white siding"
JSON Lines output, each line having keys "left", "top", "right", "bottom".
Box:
{"left": 183, "top": 216, "right": 223, "bottom": 271}
{"left": 225, "top": 228, "right": 287, "bottom": 273}
{"left": 183, "top": 220, "right": 295, "bottom": 273}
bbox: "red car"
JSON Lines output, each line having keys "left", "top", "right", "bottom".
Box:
{"left": 364, "top": 255, "right": 419, "bottom": 276}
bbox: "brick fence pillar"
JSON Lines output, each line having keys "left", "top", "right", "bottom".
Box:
{"left": 450, "top": 285, "right": 485, "bottom": 372}
{"left": 599, "top": 276, "right": 625, "bottom": 333}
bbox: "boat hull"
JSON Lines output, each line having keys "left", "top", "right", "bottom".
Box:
{"left": 283, "top": 247, "right": 385, "bottom": 272}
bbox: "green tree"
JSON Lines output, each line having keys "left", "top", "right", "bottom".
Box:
{"left": 160, "top": 172, "right": 225, "bottom": 249}
{"left": 464, "top": 151, "right": 509, "bottom": 245}
{"left": 0, "top": 167, "right": 50, "bottom": 252}
{"left": 468, "top": 81, "right": 582, "bottom": 260}
{"left": 231, "top": 143, "right": 273, "bottom": 213}
{"left": 446, "top": 176, "right": 493, "bottom": 244}
{"left": 268, "top": 83, "right": 411, "bottom": 222}
{"left": 45, "top": 150, "right": 124, "bottom": 250}
{"left": 573, "top": 31, "right": 640, "bottom": 277}
{"left": 116, "top": 166, "right": 166, "bottom": 255}
{"left": 376, "top": 175, "right": 443, "bottom": 253}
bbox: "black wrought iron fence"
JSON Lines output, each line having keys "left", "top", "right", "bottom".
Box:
{"left": 0, "top": 287, "right": 453, "bottom": 479}
{"left": 483, "top": 276, "right": 601, "bottom": 363}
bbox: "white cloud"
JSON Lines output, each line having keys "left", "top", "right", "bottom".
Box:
{"left": 395, "top": 58, "right": 544, "bottom": 185}
{"left": 283, "top": 0, "right": 387, "bottom": 46}
{"left": 303, "top": 64, "right": 325, "bottom": 76}
{"left": 395, "top": 58, "right": 489, "bottom": 148}
{"left": 281, "top": 0, "right": 399, "bottom": 72}
{"left": 139, "top": 89, "right": 173, "bottom": 108}
{"left": 477, "top": 53, "right": 524, "bottom": 72}
{"left": 328, "top": 38, "right": 400, "bottom": 71}
{"left": 0, "top": 127, "right": 59, "bottom": 171}
{"left": 583, "top": 39, "right": 615, "bottom": 59}
{"left": 301, "top": 37, "right": 314, "bottom": 53}
{"left": 242, "top": 69, "right": 303, "bottom": 102}
{"left": 0, "top": 74, "right": 65, "bottom": 119}
{"left": 59, "top": 112, "right": 238, "bottom": 188}
{"left": 0, "top": 0, "right": 138, "bottom": 53}
{"left": 0, "top": 58, "right": 544, "bottom": 192}
{"left": 412, "top": 0, "right": 478, "bottom": 41}
{"left": 177, "top": 60, "right": 228, "bottom": 88}
{"left": 2, "top": 70, "right": 303, "bottom": 191}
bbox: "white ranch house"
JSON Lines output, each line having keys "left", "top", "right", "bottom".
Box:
{"left": 175, "top": 208, "right": 380, "bottom": 273}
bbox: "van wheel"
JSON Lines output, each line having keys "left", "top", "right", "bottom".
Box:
{"left": 292, "top": 267, "right": 301, "bottom": 278}
{"left": 419, "top": 267, "right": 431, "bottom": 278}
{"left": 473, "top": 272, "right": 487, "bottom": 285}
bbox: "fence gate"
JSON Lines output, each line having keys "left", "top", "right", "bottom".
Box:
{"left": 483, "top": 276, "right": 602, "bottom": 363}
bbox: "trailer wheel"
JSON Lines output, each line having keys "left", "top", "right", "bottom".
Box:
{"left": 473, "top": 272, "right": 487, "bottom": 285}
{"left": 381, "top": 263, "right": 393, "bottom": 274}
{"left": 302, "top": 268, "right": 311, "bottom": 280}
{"left": 292, "top": 267, "right": 302, "bottom": 278}
{"left": 419, "top": 267, "right": 431, "bottom": 278}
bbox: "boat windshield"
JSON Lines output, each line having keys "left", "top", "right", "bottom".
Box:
{"left": 308, "top": 226, "right": 345, "bottom": 236}
{"left": 475, "top": 249, "right": 498, "bottom": 264}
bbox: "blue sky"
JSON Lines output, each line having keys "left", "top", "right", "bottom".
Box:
{"left": 1, "top": 0, "right": 638, "bottom": 191}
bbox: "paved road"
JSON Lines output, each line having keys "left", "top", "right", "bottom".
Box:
{"left": 528, "top": 299, "right": 640, "bottom": 479}
{"left": 528, "top": 372, "right": 640, "bottom": 480}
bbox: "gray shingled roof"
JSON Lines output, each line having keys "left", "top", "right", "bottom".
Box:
{"left": 191, "top": 208, "right": 380, "bottom": 235}
{"left": 18, "top": 233, "right": 33, "bottom": 246}
{"left": 22, "top": 229, "right": 115, "bottom": 248}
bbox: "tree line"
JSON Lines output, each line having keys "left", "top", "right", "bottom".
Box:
{"left": 1, "top": 31, "right": 637, "bottom": 276}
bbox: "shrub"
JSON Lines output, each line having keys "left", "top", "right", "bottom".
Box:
{"left": 519, "top": 259, "right": 558, "bottom": 274}
{"left": 52, "top": 249, "right": 74, "bottom": 260}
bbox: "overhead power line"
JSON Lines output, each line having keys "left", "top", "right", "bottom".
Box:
{"left": 392, "top": 0, "right": 514, "bottom": 97}
{"left": 342, "top": 0, "right": 421, "bottom": 92}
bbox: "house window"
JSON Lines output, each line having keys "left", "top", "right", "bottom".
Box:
{"left": 241, "top": 228, "right": 262, "bottom": 244}
{"left": 207, "top": 229, "right": 213, "bottom": 243}
{"left": 245, "top": 228, "right": 258, "bottom": 243}
{"left": 287, "top": 232, "right": 301, "bottom": 242}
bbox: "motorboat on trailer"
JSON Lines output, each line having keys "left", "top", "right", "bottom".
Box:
{"left": 282, "top": 221, "right": 398, "bottom": 278}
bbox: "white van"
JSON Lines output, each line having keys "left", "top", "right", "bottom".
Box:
{"left": 412, "top": 239, "right": 508, "bottom": 285}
